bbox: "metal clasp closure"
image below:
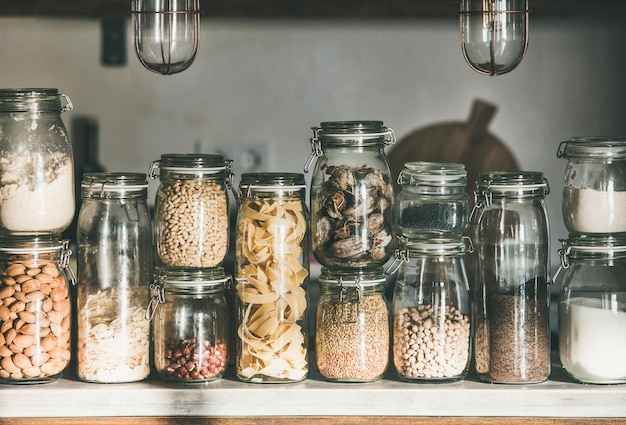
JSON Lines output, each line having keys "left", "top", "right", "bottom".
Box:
{"left": 304, "top": 127, "right": 323, "bottom": 173}
{"left": 145, "top": 283, "right": 166, "bottom": 321}
{"left": 552, "top": 239, "right": 572, "bottom": 284}
{"left": 556, "top": 140, "right": 569, "bottom": 158}
{"left": 59, "top": 239, "right": 76, "bottom": 286}
{"left": 339, "top": 276, "right": 363, "bottom": 324}
{"left": 60, "top": 94, "right": 73, "bottom": 112}
{"left": 148, "top": 160, "right": 160, "bottom": 179}
{"left": 386, "top": 247, "right": 409, "bottom": 275}
{"left": 383, "top": 127, "right": 397, "bottom": 146}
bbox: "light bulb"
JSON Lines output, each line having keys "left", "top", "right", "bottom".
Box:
{"left": 460, "top": 0, "right": 528, "bottom": 76}
{"left": 132, "top": 0, "right": 200, "bottom": 75}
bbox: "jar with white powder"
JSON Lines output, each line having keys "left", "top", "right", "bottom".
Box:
{"left": 555, "top": 235, "right": 626, "bottom": 384}
{"left": 76, "top": 173, "right": 152, "bottom": 383}
{"left": 0, "top": 89, "right": 75, "bottom": 236}
{"left": 557, "top": 137, "right": 626, "bottom": 235}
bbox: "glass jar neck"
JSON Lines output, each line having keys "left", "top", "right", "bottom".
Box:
{"left": 558, "top": 137, "right": 626, "bottom": 160}
{"left": 81, "top": 172, "right": 148, "bottom": 200}
{"left": 0, "top": 88, "right": 70, "bottom": 113}
{"left": 475, "top": 171, "right": 549, "bottom": 201}
{"left": 239, "top": 172, "right": 306, "bottom": 199}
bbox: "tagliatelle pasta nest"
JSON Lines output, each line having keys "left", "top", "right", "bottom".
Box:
{"left": 236, "top": 199, "right": 309, "bottom": 382}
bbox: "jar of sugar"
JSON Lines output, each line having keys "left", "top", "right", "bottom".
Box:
{"left": 557, "top": 137, "right": 626, "bottom": 235}
{"left": 0, "top": 89, "right": 75, "bottom": 236}
{"left": 555, "top": 235, "right": 626, "bottom": 384}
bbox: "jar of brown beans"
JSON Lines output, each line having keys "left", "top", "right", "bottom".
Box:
{"left": 391, "top": 238, "right": 471, "bottom": 383}
{"left": 316, "top": 268, "right": 389, "bottom": 383}
{"left": 148, "top": 268, "right": 230, "bottom": 383}
{"left": 149, "top": 154, "right": 234, "bottom": 269}
{"left": 0, "top": 236, "right": 74, "bottom": 384}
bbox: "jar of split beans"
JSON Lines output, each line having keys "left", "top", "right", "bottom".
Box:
{"left": 316, "top": 268, "right": 389, "bottom": 382}
{"left": 149, "top": 153, "right": 234, "bottom": 269}
{"left": 391, "top": 238, "right": 471, "bottom": 383}
{"left": 148, "top": 268, "right": 230, "bottom": 383}
{"left": 0, "top": 236, "right": 74, "bottom": 384}
{"left": 235, "top": 173, "right": 309, "bottom": 383}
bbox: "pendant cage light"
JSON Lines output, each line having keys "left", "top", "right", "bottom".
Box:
{"left": 460, "top": 0, "right": 529, "bottom": 76}
{"left": 132, "top": 0, "right": 200, "bottom": 75}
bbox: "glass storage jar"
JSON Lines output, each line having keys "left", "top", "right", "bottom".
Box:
{"left": 76, "top": 173, "right": 152, "bottom": 383}
{"left": 235, "top": 173, "right": 309, "bottom": 383}
{"left": 391, "top": 238, "right": 471, "bottom": 382}
{"left": 472, "top": 171, "right": 551, "bottom": 384}
{"left": 149, "top": 153, "right": 233, "bottom": 268}
{"left": 316, "top": 268, "right": 389, "bottom": 382}
{"left": 0, "top": 236, "right": 73, "bottom": 384}
{"left": 305, "top": 121, "right": 396, "bottom": 271}
{"left": 149, "top": 268, "right": 230, "bottom": 383}
{"left": 558, "top": 137, "right": 626, "bottom": 235}
{"left": 0, "top": 88, "right": 75, "bottom": 236}
{"left": 394, "top": 161, "right": 470, "bottom": 238}
{"left": 555, "top": 235, "right": 626, "bottom": 384}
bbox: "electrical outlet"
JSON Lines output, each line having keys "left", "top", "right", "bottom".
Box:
{"left": 194, "top": 141, "right": 270, "bottom": 177}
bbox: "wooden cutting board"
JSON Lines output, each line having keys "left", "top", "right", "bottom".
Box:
{"left": 387, "top": 98, "right": 520, "bottom": 196}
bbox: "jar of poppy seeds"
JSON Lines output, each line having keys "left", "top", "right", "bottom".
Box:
{"left": 394, "top": 162, "right": 470, "bottom": 239}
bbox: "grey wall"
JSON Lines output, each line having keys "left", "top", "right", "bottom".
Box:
{"left": 1, "top": 16, "right": 625, "bottom": 267}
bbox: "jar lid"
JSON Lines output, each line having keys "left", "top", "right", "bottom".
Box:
{"left": 152, "top": 153, "right": 226, "bottom": 174}
{"left": 318, "top": 267, "right": 386, "bottom": 286}
{"left": 404, "top": 238, "right": 467, "bottom": 256}
{"left": 0, "top": 235, "right": 67, "bottom": 253}
{"left": 239, "top": 172, "right": 306, "bottom": 190}
{"left": 314, "top": 121, "right": 395, "bottom": 147}
{"left": 557, "top": 137, "right": 626, "bottom": 159}
{"left": 563, "top": 234, "right": 626, "bottom": 253}
{"left": 0, "top": 88, "right": 72, "bottom": 113}
{"left": 81, "top": 172, "right": 148, "bottom": 198}
{"left": 476, "top": 171, "right": 549, "bottom": 194}
{"left": 398, "top": 161, "right": 467, "bottom": 187}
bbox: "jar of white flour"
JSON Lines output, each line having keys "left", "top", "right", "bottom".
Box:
{"left": 557, "top": 137, "right": 626, "bottom": 235}
{"left": 0, "top": 89, "right": 75, "bottom": 236}
{"left": 555, "top": 235, "right": 626, "bottom": 384}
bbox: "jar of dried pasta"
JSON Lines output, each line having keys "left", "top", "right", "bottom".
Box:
{"left": 235, "top": 173, "right": 309, "bottom": 383}
{"left": 149, "top": 153, "right": 234, "bottom": 269}
{"left": 304, "top": 121, "right": 396, "bottom": 271}
{"left": 316, "top": 268, "right": 389, "bottom": 382}
{"left": 76, "top": 173, "right": 152, "bottom": 383}
{"left": 0, "top": 236, "right": 74, "bottom": 384}
{"left": 148, "top": 268, "right": 230, "bottom": 383}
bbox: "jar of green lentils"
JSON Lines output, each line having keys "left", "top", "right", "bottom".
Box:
{"left": 316, "top": 268, "right": 389, "bottom": 382}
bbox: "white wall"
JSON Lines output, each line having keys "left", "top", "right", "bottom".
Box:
{"left": 1, "top": 16, "right": 625, "bottom": 266}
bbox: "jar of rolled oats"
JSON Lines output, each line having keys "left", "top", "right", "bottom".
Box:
{"left": 76, "top": 173, "right": 152, "bottom": 383}
{"left": 149, "top": 153, "right": 234, "bottom": 269}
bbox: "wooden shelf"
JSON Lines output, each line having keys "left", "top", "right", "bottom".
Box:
{"left": 0, "top": 0, "right": 625, "bottom": 19}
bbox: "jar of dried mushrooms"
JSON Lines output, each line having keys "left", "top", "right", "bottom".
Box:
{"left": 235, "top": 173, "right": 309, "bottom": 383}
{"left": 305, "top": 121, "right": 396, "bottom": 271}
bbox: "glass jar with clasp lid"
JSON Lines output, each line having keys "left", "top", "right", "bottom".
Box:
{"left": 0, "top": 236, "right": 74, "bottom": 384}
{"left": 149, "top": 153, "right": 235, "bottom": 269}
{"left": 471, "top": 171, "right": 551, "bottom": 384}
{"left": 394, "top": 161, "right": 470, "bottom": 239}
{"left": 304, "top": 121, "right": 396, "bottom": 271}
{"left": 316, "top": 267, "right": 389, "bottom": 382}
{"left": 557, "top": 137, "right": 626, "bottom": 235}
{"left": 148, "top": 268, "right": 230, "bottom": 383}
{"left": 389, "top": 238, "right": 472, "bottom": 382}
{"left": 76, "top": 173, "right": 152, "bottom": 383}
{"left": 555, "top": 234, "right": 626, "bottom": 384}
{"left": 0, "top": 89, "right": 75, "bottom": 236}
{"left": 235, "top": 173, "right": 309, "bottom": 383}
